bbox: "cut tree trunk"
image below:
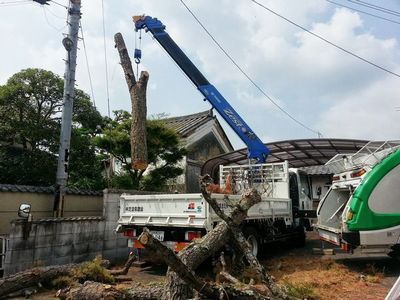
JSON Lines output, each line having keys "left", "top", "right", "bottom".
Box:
{"left": 162, "top": 185, "right": 262, "bottom": 300}
{"left": 0, "top": 264, "right": 75, "bottom": 298}
{"left": 114, "top": 32, "right": 149, "bottom": 171}
{"left": 138, "top": 231, "right": 270, "bottom": 299}
{"left": 0, "top": 260, "right": 110, "bottom": 299}
{"left": 200, "top": 176, "right": 289, "bottom": 299}
{"left": 56, "top": 281, "right": 163, "bottom": 300}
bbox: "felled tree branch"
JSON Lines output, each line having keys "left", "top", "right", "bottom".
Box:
{"left": 109, "top": 252, "right": 136, "bottom": 276}
{"left": 138, "top": 229, "right": 221, "bottom": 299}
{"left": 200, "top": 174, "right": 289, "bottom": 300}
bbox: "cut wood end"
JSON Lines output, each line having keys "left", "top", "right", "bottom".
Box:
{"left": 138, "top": 232, "right": 149, "bottom": 245}
{"left": 133, "top": 15, "right": 146, "bottom": 23}
{"left": 132, "top": 161, "right": 148, "bottom": 171}
{"left": 140, "top": 70, "right": 149, "bottom": 78}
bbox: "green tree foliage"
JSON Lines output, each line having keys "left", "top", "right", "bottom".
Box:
{"left": 0, "top": 68, "right": 104, "bottom": 189}
{"left": 94, "top": 110, "right": 187, "bottom": 191}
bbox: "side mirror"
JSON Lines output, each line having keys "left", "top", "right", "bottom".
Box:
{"left": 18, "top": 204, "right": 31, "bottom": 219}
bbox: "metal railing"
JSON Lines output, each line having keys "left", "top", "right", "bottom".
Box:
{"left": 325, "top": 141, "right": 400, "bottom": 173}
{"left": 219, "top": 161, "right": 289, "bottom": 197}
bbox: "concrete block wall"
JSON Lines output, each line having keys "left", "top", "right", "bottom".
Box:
{"left": 4, "top": 217, "right": 105, "bottom": 275}
{"left": 3, "top": 189, "right": 159, "bottom": 275}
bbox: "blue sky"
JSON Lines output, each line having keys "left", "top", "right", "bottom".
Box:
{"left": 0, "top": 0, "right": 399, "bottom": 149}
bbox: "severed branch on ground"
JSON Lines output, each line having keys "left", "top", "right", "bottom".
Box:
{"left": 0, "top": 259, "right": 109, "bottom": 299}
{"left": 162, "top": 179, "right": 263, "bottom": 299}
{"left": 138, "top": 229, "right": 221, "bottom": 299}
{"left": 109, "top": 252, "right": 136, "bottom": 276}
{"left": 56, "top": 281, "right": 164, "bottom": 300}
{"left": 138, "top": 230, "right": 269, "bottom": 300}
{"left": 200, "top": 174, "right": 289, "bottom": 299}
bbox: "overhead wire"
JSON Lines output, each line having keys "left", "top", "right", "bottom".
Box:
{"left": 325, "top": 0, "right": 400, "bottom": 25}
{"left": 44, "top": 4, "right": 67, "bottom": 19}
{"left": 0, "top": 0, "right": 31, "bottom": 6}
{"left": 49, "top": 0, "right": 68, "bottom": 9}
{"left": 101, "top": 0, "right": 111, "bottom": 117}
{"left": 348, "top": 0, "right": 400, "bottom": 17}
{"left": 179, "top": 0, "right": 322, "bottom": 137}
{"left": 354, "top": 0, "right": 400, "bottom": 16}
{"left": 80, "top": 20, "right": 96, "bottom": 107}
{"left": 250, "top": 0, "right": 400, "bottom": 79}
{"left": 41, "top": 5, "right": 67, "bottom": 31}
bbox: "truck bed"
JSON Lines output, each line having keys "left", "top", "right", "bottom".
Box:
{"left": 118, "top": 193, "right": 292, "bottom": 231}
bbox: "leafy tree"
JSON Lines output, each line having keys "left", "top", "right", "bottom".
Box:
{"left": 94, "top": 110, "right": 187, "bottom": 191}
{"left": 0, "top": 68, "right": 104, "bottom": 189}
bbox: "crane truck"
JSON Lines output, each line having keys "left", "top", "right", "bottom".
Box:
{"left": 116, "top": 15, "right": 314, "bottom": 256}
{"left": 315, "top": 141, "right": 400, "bottom": 257}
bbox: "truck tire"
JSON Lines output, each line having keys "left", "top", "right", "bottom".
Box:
{"left": 243, "top": 227, "right": 260, "bottom": 257}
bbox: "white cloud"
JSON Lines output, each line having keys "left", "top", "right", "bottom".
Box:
{"left": 0, "top": 0, "right": 399, "bottom": 149}
{"left": 317, "top": 76, "right": 400, "bottom": 140}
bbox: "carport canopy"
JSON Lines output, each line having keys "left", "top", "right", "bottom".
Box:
{"left": 201, "top": 138, "right": 368, "bottom": 179}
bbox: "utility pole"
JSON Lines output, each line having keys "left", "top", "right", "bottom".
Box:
{"left": 54, "top": 0, "right": 82, "bottom": 217}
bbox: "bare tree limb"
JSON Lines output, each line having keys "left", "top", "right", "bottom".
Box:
{"left": 200, "top": 174, "right": 289, "bottom": 299}
{"left": 163, "top": 180, "right": 263, "bottom": 300}
{"left": 109, "top": 252, "right": 136, "bottom": 276}
{"left": 138, "top": 230, "right": 221, "bottom": 299}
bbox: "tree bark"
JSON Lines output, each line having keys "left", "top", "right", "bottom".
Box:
{"left": 56, "top": 281, "right": 163, "bottom": 300}
{"left": 114, "top": 32, "right": 148, "bottom": 171}
{"left": 138, "top": 230, "right": 221, "bottom": 299}
{"left": 0, "top": 264, "right": 75, "bottom": 298}
{"left": 200, "top": 175, "right": 289, "bottom": 299}
{"left": 163, "top": 183, "right": 262, "bottom": 300}
{"left": 109, "top": 252, "right": 136, "bottom": 276}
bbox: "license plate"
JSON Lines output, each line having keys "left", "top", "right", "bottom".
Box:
{"left": 150, "top": 230, "right": 165, "bottom": 241}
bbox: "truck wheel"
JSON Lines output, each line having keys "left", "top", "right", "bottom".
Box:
{"left": 243, "top": 227, "right": 260, "bottom": 257}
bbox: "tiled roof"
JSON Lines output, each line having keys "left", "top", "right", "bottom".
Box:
{"left": 163, "top": 110, "right": 213, "bottom": 137}
{"left": 0, "top": 184, "right": 103, "bottom": 196}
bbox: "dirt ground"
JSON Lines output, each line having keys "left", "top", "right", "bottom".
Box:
{"left": 9, "top": 231, "right": 400, "bottom": 299}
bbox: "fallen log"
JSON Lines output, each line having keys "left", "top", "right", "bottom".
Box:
{"left": 56, "top": 281, "right": 164, "bottom": 300}
{"left": 200, "top": 175, "right": 288, "bottom": 299}
{"left": 138, "top": 230, "right": 270, "bottom": 299}
{"left": 109, "top": 252, "right": 136, "bottom": 276}
{"left": 163, "top": 182, "right": 262, "bottom": 300}
{"left": 0, "top": 259, "right": 110, "bottom": 299}
{"left": 138, "top": 229, "right": 221, "bottom": 299}
{"left": 0, "top": 264, "right": 74, "bottom": 299}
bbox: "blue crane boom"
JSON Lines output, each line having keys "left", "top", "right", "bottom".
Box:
{"left": 133, "top": 15, "right": 270, "bottom": 163}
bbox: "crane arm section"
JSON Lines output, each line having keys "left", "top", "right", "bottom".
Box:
{"left": 133, "top": 15, "right": 270, "bottom": 163}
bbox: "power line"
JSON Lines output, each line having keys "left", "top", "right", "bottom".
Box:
{"left": 41, "top": 5, "right": 67, "bottom": 31}
{"left": 250, "top": 0, "right": 400, "bottom": 79}
{"left": 355, "top": 0, "right": 400, "bottom": 16}
{"left": 80, "top": 21, "right": 96, "bottom": 107}
{"left": 49, "top": 0, "right": 68, "bottom": 9}
{"left": 326, "top": 0, "right": 400, "bottom": 25}
{"left": 0, "top": 0, "right": 31, "bottom": 6}
{"left": 179, "top": 0, "right": 322, "bottom": 136}
{"left": 348, "top": 0, "right": 400, "bottom": 17}
{"left": 101, "top": 0, "right": 111, "bottom": 117}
